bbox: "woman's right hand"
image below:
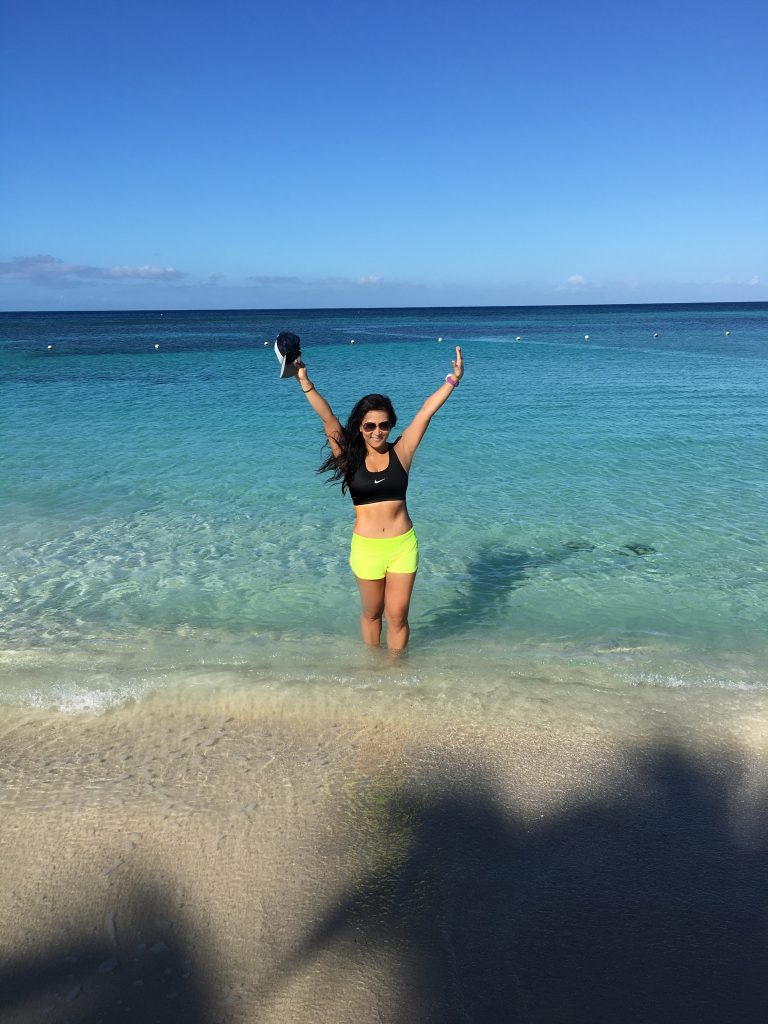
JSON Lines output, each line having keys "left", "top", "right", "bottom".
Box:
{"left": 294, "top": 358, "right": 308, "bottom": 381}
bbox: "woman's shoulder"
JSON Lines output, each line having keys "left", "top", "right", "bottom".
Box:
{"left": 390, "top": 437, "right": 404, "bottom": 459}
{"left": 389, "top": 438, "right": 410, "bottom": 472}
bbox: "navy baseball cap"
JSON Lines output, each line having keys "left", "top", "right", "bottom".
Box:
{"left": 274, "top": 331, "right": 301, "bottom": 378}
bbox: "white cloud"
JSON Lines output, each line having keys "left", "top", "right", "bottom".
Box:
{"left": 560, "top": 274, "right": 590, "bottom": 289}
{"left": 246, "top": 273, "right": 385, "bottom": 289}
{"left": 247, "top": 275, "right": 304, "bottom": 286}
{"left": 0, "top": 257, "right": 386, "bottom": 293}
{"left": 0, "top": 255, "right": 185, "bottom": 285}
{"left": 552, "top": 274, "right": 600, "bottom": 293}
{"left": 107, "top": 265, "right": 181, "bottom": 279}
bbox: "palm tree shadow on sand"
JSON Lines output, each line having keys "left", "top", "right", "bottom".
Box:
{"left": 264, "top": 744, "right": 768, "bottom": 1024}
{"left": 0, "top": 884, "right": 212, "bottom": 1024}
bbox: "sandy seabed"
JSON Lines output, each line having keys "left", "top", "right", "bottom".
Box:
{"left": 1, "top": 683, "right": 767, "bottom": 1024}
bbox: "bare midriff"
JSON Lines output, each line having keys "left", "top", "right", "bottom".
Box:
{"left": 353, "top": 500, "right": 413, "bottom": 538}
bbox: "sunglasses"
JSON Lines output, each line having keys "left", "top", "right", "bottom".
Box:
{"left": 362, "top": 420, "right": 392, "bottom": 432}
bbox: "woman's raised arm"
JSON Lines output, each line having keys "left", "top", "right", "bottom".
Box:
{"left": 396, "top": 346, "right": 464, "bottom": 469}
{"left": 293, "top": 359, "right": 343, "bottom": 456}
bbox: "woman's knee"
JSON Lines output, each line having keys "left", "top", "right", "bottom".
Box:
{"left": 384, "top": 605, "right": 409, "bottom": 629}
{"left": 361, "top": 605, "right": 384, "bottom": 623}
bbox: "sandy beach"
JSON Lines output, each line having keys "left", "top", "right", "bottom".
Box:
{"left": 1, "top": 685, "right": 767, "bottom": 1023}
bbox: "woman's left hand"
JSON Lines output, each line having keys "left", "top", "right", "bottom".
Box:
{"left": 294, "top": 358, "right": 308, "bottom": 381}
{"left": 451, "top": 345, "right": 464, "bottom": 381}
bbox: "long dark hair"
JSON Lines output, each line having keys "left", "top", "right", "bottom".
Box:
{"left": 318, "top": 393, "right": 397, "bottom": 494}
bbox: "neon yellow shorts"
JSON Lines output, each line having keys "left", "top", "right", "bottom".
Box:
{"left": 349, "top": 528, "right": 419, "bottom": 580}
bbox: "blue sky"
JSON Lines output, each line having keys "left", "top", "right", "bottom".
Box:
{"left": 1, "top": 0, "right": 766, "bottom": 310}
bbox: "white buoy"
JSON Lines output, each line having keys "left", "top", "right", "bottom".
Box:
{"left": 350, "top": 338, "right": 355, "bottom": 344}
{"left": 154, "top": 343, "right": 160, "bottom": 350}
{"left": 725, "top": 331, "right": 731, "bottom": 336}
{"left": 263, "top": 340, "right": 269, "bottom": 347}
{"left": 653, "top": 332, "right": 659, "bottom": 338}
{"left": 47, "top": 344, "right": 54, "bottom": 350}
{"left": 438, "top": 336, "right": 443, "bottom": 342}
{"left": 515, "top": 336, "right": 521, "bottom": 342}
{"left": 584, "top": 334, "right": 590, "bottom": 341}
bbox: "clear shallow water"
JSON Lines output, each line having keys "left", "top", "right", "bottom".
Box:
{"left": 2, "top": 303, "right": 768, "bottom": 712}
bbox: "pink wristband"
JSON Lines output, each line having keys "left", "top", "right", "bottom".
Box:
{"left": 445, "top": 374, "right": 459, "bottom": 388}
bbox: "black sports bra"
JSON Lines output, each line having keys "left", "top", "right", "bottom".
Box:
{"left": 348, "top": 442, "right": 409, "bottom": 506}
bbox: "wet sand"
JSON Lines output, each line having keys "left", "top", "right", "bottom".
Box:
{"left": 1, "top": 686, "right": 767, "bottom": 1023}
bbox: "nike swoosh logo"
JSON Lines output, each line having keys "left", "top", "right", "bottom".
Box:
{"left": 374, "top": 478, "right": 386, "bottom": 484}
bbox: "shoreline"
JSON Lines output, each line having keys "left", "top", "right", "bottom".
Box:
{"left": 2, "top": 687, "right": 767, "bottom": 1022}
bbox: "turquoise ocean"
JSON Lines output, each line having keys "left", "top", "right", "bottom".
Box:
{"left": 2, "top": 303, "right": 767, "bottom": 719}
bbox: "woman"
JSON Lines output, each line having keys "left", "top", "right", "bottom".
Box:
{"left": 293, "top": 346, "right": 464, "bottom": 650}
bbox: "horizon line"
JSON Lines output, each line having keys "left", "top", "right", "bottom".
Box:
{"left": 2, "top": 298, "right": 767, "bottom": 316}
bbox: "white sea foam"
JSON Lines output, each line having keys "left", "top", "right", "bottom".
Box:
{"left": 0, "top": 677, "right": 161, "bottom": 713}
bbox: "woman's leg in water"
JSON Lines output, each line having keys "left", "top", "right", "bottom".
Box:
{"left": 355, "top": 576, "right": 386, "bottom": 646}
{"left": 383, "top": 571, "right": 417, "bottom": 651}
